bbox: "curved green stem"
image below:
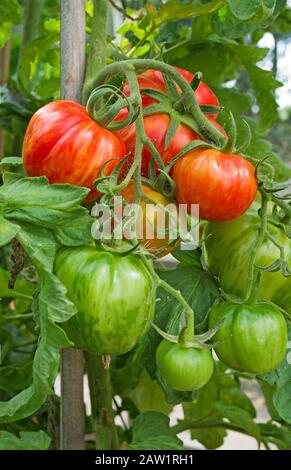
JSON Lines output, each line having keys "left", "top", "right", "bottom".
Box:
{"left": 141, "top": 254, "right": 195, "bottom": 337}
{"left": 1, "top": 313, "right": 33, "bottom": 323}
{"left": 172, "top": 418, "right": 271, "bottom": 446}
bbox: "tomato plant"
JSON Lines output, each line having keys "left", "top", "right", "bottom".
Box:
{"left": 54, "top": 246, "right": 156, "bottom": 355}
{"left": 156, "top": 339, "right": 214, "bottom": 391}
{"left": 1, "top": 0, "right": 291, "bottom": 455}
{"left": 172, "top": 148, "right": 257, "bottom": 222}
{"left": 209, "top": 301, "right": 288, "bottom": 374}
{"left": 23, "top": 101, "right": 126, "bottom": 202}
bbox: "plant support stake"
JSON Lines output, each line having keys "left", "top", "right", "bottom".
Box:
{"left": 60, "top": 0, "right": 86, "bottom": 450}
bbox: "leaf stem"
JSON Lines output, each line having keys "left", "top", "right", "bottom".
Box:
{"left": 1, "top": 313, "right": 34, "bottom": 322}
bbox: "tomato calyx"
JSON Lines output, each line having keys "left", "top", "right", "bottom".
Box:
{"left": 151, "top": 319, "right": 223, "bottom": 351}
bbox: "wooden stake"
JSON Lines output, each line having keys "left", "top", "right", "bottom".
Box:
{"left": 60, "top": 0, "right": 86, "bottom": 450}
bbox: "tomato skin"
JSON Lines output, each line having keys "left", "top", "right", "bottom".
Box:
{"left": 23, "top": 101, "right": 126, "bottom": 202}
{"left": 156, "top": 339, "right": 214, "bottom": 391}
{"left": 209, "top": 301, "right": 287, "bottom": 374}
{"left": 172, "top": 148, "right": 257, "bottom": 222}
{"left": 205, "top": 203, "right": 291, "bottom": 313}
{"left": 54, "top": 247, "right": 156, "bottom": 355}
{"left": 121, "top": 182, "right": 179, "bottom": 257}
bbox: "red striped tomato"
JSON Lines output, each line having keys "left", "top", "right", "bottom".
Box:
{"left": 172, "top": 148, "right": 257, "bottom": 222}
{"left": 23, "top": 100, "right": 126, "bottom": 202}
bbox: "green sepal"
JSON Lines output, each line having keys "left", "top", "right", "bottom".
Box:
{"left": 163, "top": 74, "right": 180, "bottom": 102}
{"left": 164, "top": 116, "right": 180, "bottom": 150}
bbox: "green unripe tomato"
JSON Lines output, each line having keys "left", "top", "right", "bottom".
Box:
{"left": 209, "top": 301, "right": 287, "bottom": 374}
{"left": 156, "top": 339, "right": 214, "bottom": 391}
{"left": 205, "top": 203, "right": 291, "bottom": 314}
{"left": 54, "top": 247, "right": 156, "bottom": 355}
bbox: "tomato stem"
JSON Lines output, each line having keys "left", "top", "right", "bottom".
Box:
{"left": 141, "top": 254, "right": 196, "bottom": 338}
{"left": 84, "top": 351, "right": 119, "bottom": 450}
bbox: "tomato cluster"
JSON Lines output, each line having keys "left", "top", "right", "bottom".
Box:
{"left": 22, "top": 63, "right": 288, "bottom": 389}
{"left": 23, "top": 64, "right": 257, "bottom": 240}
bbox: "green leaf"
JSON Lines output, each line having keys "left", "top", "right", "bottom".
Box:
{"left": 213, "top": 1, "right": 279, "bottom": 38}
{"left": 0, "top": 430, "right": 50, "bottom": 450}
{"left": 128, "top": 411, "right": 183, "bottom": 450}
{"left": 190, "top": 412, "right": 227, "bottom": 449}
{"left": 0, "top": 156, "right": 23, "bottom": 168}
{"left": 126, "top": 371, "right": 173, "bottom": 414}
{"left": 0, "top": 362, "right": 33, "bottom": 393}
{"left": 0, "top": 214, "right": 20, "bottom": 247}
{"left": 214, "top": 403, "right": 261, "bottom": 441}
{"left": 246, "top": 132, "right": 291, "bottom": 181}
{"left": 169, "top": 43, "right": 229, "bottom": 86}
{"left": 260, "top": 326, "right": 291, "bottom": 424}
{"left": 17, "top": 33, "right": 59, "bottom": 99}
{"left": 0, "top": 268, "right": 35, "bottom": 299}
{"left": 157, "top": 0, "right": 225, "bottom": 24}
{"left": 227, "top": 0, "right": 276, "bottom": 21}
{"left": 1, "top": 176, "right": 92, "bottom": 246}
{"left": 157, "top": 249, "right": 220, "bottom": 332}
{"left": 0, "top": 0, "right": 22, "bottom": 24}
{"left": 183, "top": 364, "right": 257, "bottom": 448}
{"left": 215, "top": 87, "right": 253, "bottom": 115}
{"left": 259, "top": 422, "right": 291, "bottom": 450}
{"left": 271, "top": 7, "right": 291, "bottom": 33}
{"left": 0, "top": 177, "right": 92, "bottom": 423}
{"left": 0, "top": 290, "right": 73, "bottom": 423}
{"left": 0, "top": 22, "right": 11, "bottom": 48}
{"left": 245, "top": 64, "right": 282, "bottom": 134}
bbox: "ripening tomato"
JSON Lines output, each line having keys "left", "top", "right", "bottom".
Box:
{"left": 23, "top": 101, "right": 126, "bottom": 202}
{"left": 209, "top": 301, "right": 287, "bottom": 374}
{"left": 156, "top": 339, "right": 214, "bottom": 391}
{"left": 172, "top": 148, "right": 257, "bottom": 222}
{"left": 122, "top": 66, "right": 219, "bottom": 119}
{"left": 117, "top": 114, "right": 224, "bottom": 177}
{"left": 55, "top": 246, "right": 156, "bottom": 355}
{"left": 121, "top": 182, "right": 179, "bottom": 257}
